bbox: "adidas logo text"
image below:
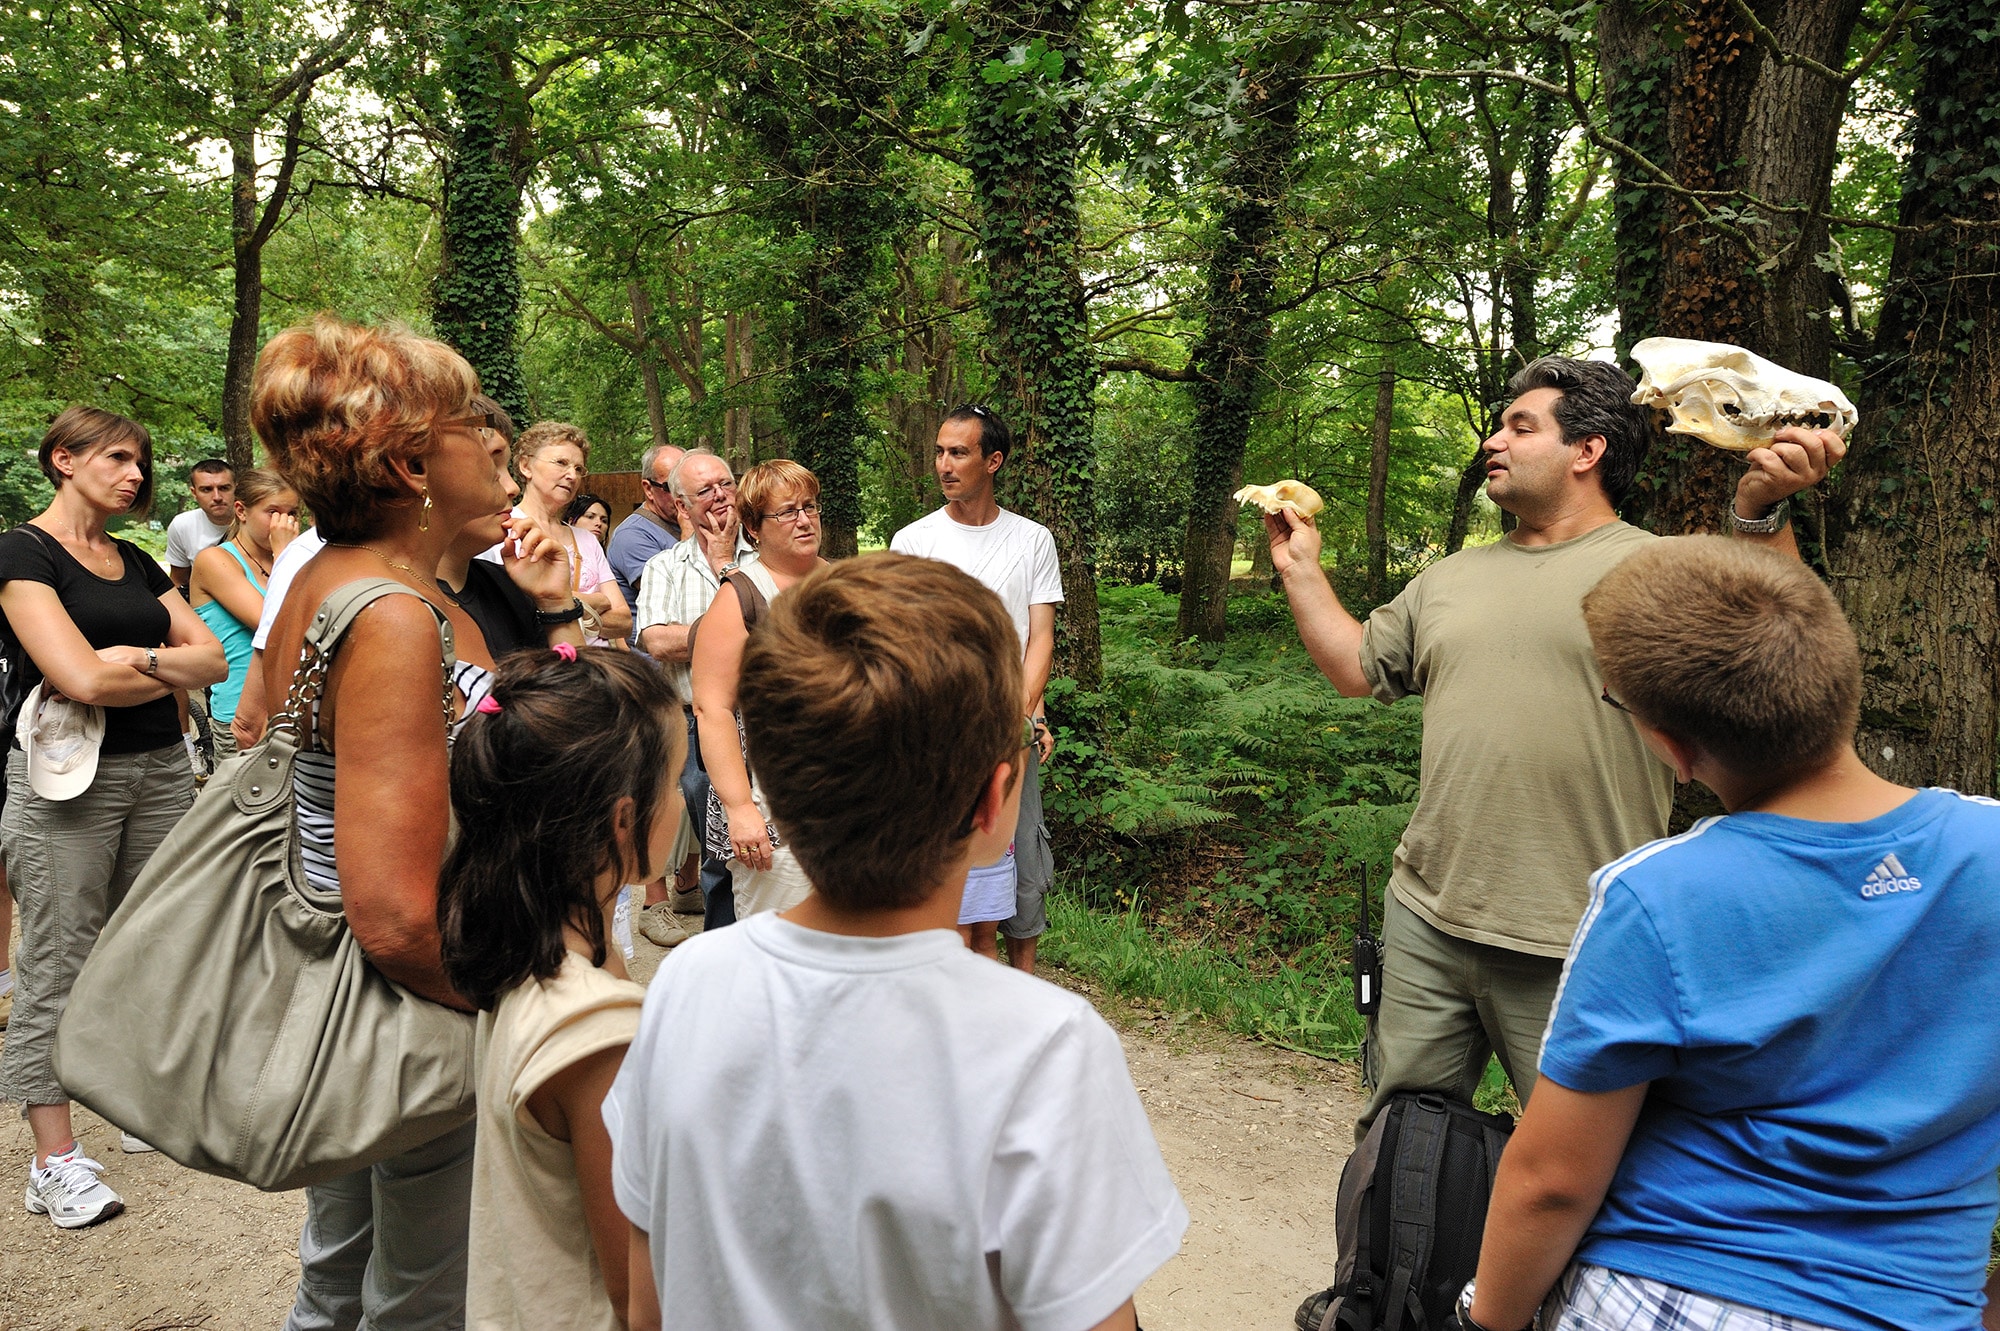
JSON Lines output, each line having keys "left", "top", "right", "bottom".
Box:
{"left": 1859, "top": 853, "right": 1922, "bottom": 899}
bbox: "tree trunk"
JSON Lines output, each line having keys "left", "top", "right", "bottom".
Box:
{"left": 1598, "top": 0, "right": 1670, "bottom": 357}
{"left": 1832, "top": 3, "right": 2000, "bottom": 794}
{"left": 1366, "top": 354, "right": 1394, "bottom": 601}
{"left": 722, "top": 312, "right": 755, "bottom": 470}
{"left": 1617, "top": 0, "right": 1863, "bottom": 534}
{"left": 968, "top": 0, "right": 1102, "bottom": 685}
{"left": 222, "top": 130, "right": 264, "bottom": 474}
{"left": 882, "top": 233, "right": 967, "bottom": 537}
{"left": 1174, "top": 32, "right": 1319, "bottom": 643}
{"left": 628, "top": 282, "right": 670, "bottom": 450}
{"left": 1443, "top": 445, "right": 1488, "bottom": 555}
{"left": 433, "top": 3, "right": 530, "bottom": 422}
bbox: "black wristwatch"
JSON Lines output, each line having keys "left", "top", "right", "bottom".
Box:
{"left": 534, "top": 599, "right": 585, "bottom": 625}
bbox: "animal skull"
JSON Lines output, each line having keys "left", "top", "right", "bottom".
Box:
{"left": 1629, "top": 337, "right": 1857, "bottom": 452}
{"left": 1233, "top": 479, "right": 1324, "bottom": 519}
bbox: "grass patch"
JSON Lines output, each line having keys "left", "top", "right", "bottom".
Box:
{"left": 1042, "top": 892, "right": 1365, "bottom": 1060}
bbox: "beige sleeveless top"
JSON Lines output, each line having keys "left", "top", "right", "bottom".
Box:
{"left": 468, "top": 952, "right": 643, "bottom": 1330}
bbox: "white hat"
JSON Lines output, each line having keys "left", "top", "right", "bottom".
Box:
{"left": 16, "top": 684, "right": 105, "bottom": 801}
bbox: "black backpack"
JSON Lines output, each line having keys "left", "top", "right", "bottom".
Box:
{"left": 1294, "top": 1091, "right": 1514, "bottom": 1331}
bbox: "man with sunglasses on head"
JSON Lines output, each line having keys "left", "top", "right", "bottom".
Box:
{"left": 1262, "top": 356, "right": 1845, "bottom": 1156}
{"left": 891, "top": 406, "right": 1061, "bottom": 974}
{"left": 606, "top": 444, "right": 685, "bottom": 645}
{"left": 636, "top": 448, "right": 757, "bottom": 931}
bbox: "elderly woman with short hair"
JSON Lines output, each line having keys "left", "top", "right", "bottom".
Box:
{"left": 692, "top": 459, "right": 828, "bottom": 918}
{"left": 0, "top": 406, "right": 227, "bottom": 1228}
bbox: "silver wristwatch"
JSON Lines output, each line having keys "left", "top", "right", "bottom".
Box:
{"left": 1729, "top": 498, "right": 1789, "bottom": 535}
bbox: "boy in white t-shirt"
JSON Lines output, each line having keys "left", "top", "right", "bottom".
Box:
{"left": 605, "top": 553, "right": 1186, "bottom": 1331}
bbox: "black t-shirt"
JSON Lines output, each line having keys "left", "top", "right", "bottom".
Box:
{"left": 441, "top": 559, "right": 543, "bottom": 661}
{"left": 0, "top": 524, "right": 178, "bottom": 753}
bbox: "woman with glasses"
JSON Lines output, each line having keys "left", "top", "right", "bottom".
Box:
{"left": 252, "top": 316, "right": 522, "bottom": 1329}
{"left": 691, "top": 459, "right": 828, "bottom": 918}
{"left": 506, "top": 422, "right": 630, "bottom": 647}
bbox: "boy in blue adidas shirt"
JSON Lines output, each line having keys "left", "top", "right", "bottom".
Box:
{"left": 1460, "top": 536, "right": 2000, "bottom": 1331}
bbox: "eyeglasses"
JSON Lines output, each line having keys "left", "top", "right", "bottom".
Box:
{"left": 445, "top": 411, "right": 501, "bottom": 440}
{"left": 1600, "top": 685, "right": 1630, "bottom": 714}
{"left": 762, "top": 502, "right": 821, "bottom": 526}
{"left": 953, "top": 718, "right": 1039, "bottom": 838}
{"left": 691, "top": 479, "right": 736, "bottom": 502}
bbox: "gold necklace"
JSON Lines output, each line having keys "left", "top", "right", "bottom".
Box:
{"left": 331, "top": 542, "right": 439, "bottom": 592}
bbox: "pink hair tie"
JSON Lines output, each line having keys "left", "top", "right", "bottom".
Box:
{"left": 474, "top": 695, "right": 503, "bottom": 714}
{"left": 552, "top": 642, "right": 578, "bottom": 663}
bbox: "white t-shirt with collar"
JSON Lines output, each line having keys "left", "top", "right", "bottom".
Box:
{"left": 891, "top": 507, "right": 1063, "bottom": 655}
{"left": 603, "top": 912, "right": 1187, "bottom": 1331}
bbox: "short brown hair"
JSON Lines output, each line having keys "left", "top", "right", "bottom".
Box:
{"left": 1582, "top": 536, "right": 1860, "bottom": 781}
{"left": 736, "top": 459, "right": 819, "bottom": 536}
{"left": 514, "top": 419, "right": 588, "bottom": 474}
{"left": 738, "top": 553, "right": 1022, "bottom": 911}
{"left": 251, "top": 315, "right": 477, "bottom": 542}
{"left": 39, "top": 406, "right": 155, "bottom": 514}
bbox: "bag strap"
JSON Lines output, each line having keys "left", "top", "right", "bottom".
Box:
{"left": 1382, "top": 1098, "right": 1450, "bottom": 1331}
{"left": 272, "top": 578, "right": 455, "bottom": 744}
{"left": 724, "top": 568, "right": 770, "bottom": 632}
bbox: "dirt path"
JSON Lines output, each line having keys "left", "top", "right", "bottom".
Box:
{"left": 0, "top": 920, "right": 1357, "bottom": 1330}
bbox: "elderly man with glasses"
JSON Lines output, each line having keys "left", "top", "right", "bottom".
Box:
{"left": 636, "top": 448, "right": 757, "bottom": 931}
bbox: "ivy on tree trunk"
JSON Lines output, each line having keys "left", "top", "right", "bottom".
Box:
{"left": 1833, "top": 0, "right": 2000, "bottom": 794}
{"left": 434, "top": 1, "right": 529, "bottom": 424}
{"left": 967, "top": 0, "right": 1102, "bottom": 687}
{"left": 1175, "top": 31, "right": 1319, "bottom": 644}
{"left": 1612, "top": 0, "right": 1862, "bottom": 535}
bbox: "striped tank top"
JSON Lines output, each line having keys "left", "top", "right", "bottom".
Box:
{"left": 294, "top": 656, "right": 492, "bottom": 898}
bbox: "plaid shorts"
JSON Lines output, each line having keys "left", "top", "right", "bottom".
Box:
{"left": 1547, "top": 1263, "right": 1838, "bottom": 1331}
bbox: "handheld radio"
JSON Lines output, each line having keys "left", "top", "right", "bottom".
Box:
{"left": 1352, "top": 861, "right": 1383, "bottom": 1016}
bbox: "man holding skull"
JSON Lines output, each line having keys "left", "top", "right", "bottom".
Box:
{"left": 1264, "top": 355, "right": 1844, "bottom": 1137}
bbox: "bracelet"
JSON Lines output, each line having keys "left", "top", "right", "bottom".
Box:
{"left": 534, "top": 599, "right": 585, "bottom": 625}
{"left": 144, "top": 647, "right": 159, "bottom": 676}
{"left": 1730, "top": 498, "right": 1789, "bottom": 535}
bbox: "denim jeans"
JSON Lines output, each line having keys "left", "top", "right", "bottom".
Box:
{"left": 682, "top": 710, "right": 734, "bottom": 931}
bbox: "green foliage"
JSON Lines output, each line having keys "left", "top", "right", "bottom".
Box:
{"left": 1043, "top": 583, "right": 1421, "bottom": 968}
{"left": 1041, "top": 893, "right": 1367, "bottom": 1059}
{"left": 433, "top": 0, "right": 530, "bottom": 422}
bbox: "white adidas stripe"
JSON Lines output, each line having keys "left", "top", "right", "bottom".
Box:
{"left": 1539, "top": 816, "right": 1728, "bottom": 1065}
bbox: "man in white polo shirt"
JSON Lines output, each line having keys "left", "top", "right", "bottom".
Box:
{"left": 892, "top": 406, "right": 1062, "bottom": 974}
{"left": 165, "top": 459, "right": 236, "bottom": 594}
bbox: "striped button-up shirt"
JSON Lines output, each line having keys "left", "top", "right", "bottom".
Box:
{"left": 634, "top": 532, "right": 757, "bottom": 706}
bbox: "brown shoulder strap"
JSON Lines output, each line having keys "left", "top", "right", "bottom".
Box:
{"left": 724, "top": 569, "right": 770, "bottom": 632}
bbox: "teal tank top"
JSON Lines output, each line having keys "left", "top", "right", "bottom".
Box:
{"left": 193, "top": 541, "right": 264, "bottom": 723}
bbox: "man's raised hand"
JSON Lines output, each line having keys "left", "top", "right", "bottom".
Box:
{"left": 1736, "top": 425, "right": 1847, "bottom": 519}
{"left": 1263, "top": 506, "right": 1322, "bottom": 578}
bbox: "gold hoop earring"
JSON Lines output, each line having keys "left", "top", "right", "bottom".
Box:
{"left": 418, "top": 486, "right": 432, "bottom": 532}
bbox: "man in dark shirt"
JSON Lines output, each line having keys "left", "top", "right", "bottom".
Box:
{"left": 606, "top": 444, "right": 684, "bottom": 644}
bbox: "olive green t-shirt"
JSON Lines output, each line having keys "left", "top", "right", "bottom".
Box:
{"left": 1359, "top": 520, "right": 1673, "bottom": 956}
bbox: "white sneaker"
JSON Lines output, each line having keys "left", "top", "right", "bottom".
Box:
{"left": 119, "top": 1133, "right": 156, "bottom": 1154}
{"left": 25, "top": 1144, "right": 123, "bottom": 1228}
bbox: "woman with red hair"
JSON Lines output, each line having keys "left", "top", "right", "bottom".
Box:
{"left": 252, "top": 316, "right": 561, "bottom": 1330}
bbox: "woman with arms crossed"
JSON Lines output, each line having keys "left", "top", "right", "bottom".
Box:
{"left": 0, "top": 407, "right": 226, "bottom": 1228}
